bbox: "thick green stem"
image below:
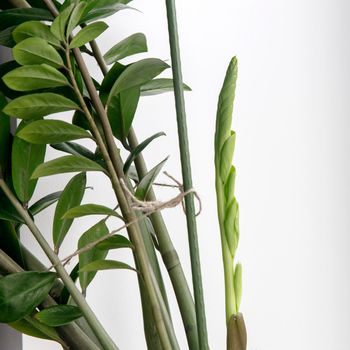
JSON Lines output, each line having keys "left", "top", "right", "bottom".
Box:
{"left": 88, "top": 36, "right": 198, "bottom": 349}
{"left": 165, "top": 1, "right": 209, "bottom": 348}
{"left": 128, "top": 129, "right": 199, "bottom": 349}
{"left": 64, "top": 46, "right": 174, "bottom": 350}
{"left": 0, "top": 179, "right": 118, "bottom": 350}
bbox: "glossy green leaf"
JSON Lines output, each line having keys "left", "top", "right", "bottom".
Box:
{"left": 135, "top": 157, "right": 168, "bottom": 200}
{"left": 31, "top": 155, "right": 104, "bottom": 179}
{"left": 66, "top": 2, "right": 86, "bottom": 36}
{"left": 80, "top": 0, "right": 132, "bottom": 23}
{"left": 0, "top": 194, "right": 24, "bottom": 224}
{"left": 12, "top": 21, "right": 60, "bottom": 47}
{"left": 51, "top": 142, "right": 97, "bottom": 161}
{"left": 70, "top": 22, "right": 108, "bottom": 48}
{"left": 17, "top": 120, "right": 91, "bottom": 144}
{"left": 13, "top": 37, "right": 64, "bottom": 68}
{"left": 123, "top": 132, "right": 165, "bottom": 173}
{"left": 9, "top": 319, "right": 52, "bottom": 341}
{"left": 0, "top": 271, "right": 56, "bottom": 323}
{"left": 0, "top": 220, "right": 23, "bottom": 266}
{"left": 0, "top": 92, "right": 10, "bottom": 174}
{"left": 100, "top": 62, "right": 126, "bottom": 96}
{"left": 96, "top": 235, "right": 133, "bottom": 251}
{"left": 104, "top": 33, "right": 147, "bottom": 65}
{"left": 3, "top": 93, "right": 80, "bottom": 119}
{"left": 141, "top": 78, "right": 191, "bottom": 96}
{"left": 53, "top": 172, "right": 86, "bottom": 251}
{"left": 108, "top": 86, "right": 140, "bottom": 142}
{"left": 12, "top": 120, "right": 46, "bottom": 203}
{"left": 62, "top": 204, "right": 121, "bottom": 219}
{"left": 51, "top": 4, "right": 75, "bottom": 41}
{"left": 29, "top": 191, "right": 62, "bottom": 216}
{"left": 220, "top": 131, "right": 236, "bottom": 182}
{"left": 215, "top": 56, "right": 237, "bottom": 155}
{"left": 0, "top": 26, "right": 16, "bottom": 48}
{"left": 78, "top": 221, "right": 109, "bottom": 291}
{"left": 79, "top": 259, "right": 135, "bottom": 273}
{"left": 108, "top": 58, "right": 169, "bottom": 100}
{"left": 0, "top": 8, "right": 53, "bottom": 31}
{"left": 35, "top": 305, "right": 82, "bottom": 326}
{"left": 234, "top": 263, "right": 242, "bottom": 312}
{"left": 3, "top": 64, "right": 70, "bottom": 91}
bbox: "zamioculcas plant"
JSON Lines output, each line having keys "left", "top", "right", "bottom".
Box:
{"left": 0, "top": 0, "right": 248, "bottom": 349}
{"left": 215, "top": 57, "right": 247, "bottom": 350}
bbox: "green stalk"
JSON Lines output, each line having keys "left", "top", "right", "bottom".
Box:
{"left": 0, "top": 179, "right": 119, "bottom": 350}
{"left": 165, "top": 1, "right": 209, "bottom": 348}
{"left": 64, "top": 46, "right": 175, "bottom": 350}
{"left": 128, "top": 129, "right": 199, "bottom": 349}
{"left": 88, "top": 36, "right": 199, "bottom": 348}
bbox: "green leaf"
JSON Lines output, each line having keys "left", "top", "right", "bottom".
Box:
{"left": 62, "top": 204, "right": 121, "bottom": 219}
{"left": 104, "top": 33, "right": 147, "bottom": 65}
{"left": 0, "top": 8, "right": 53, "bottom": 31}
{"left": 59, "top": 263, "right": 79, "bottom": 305}
{"left": 31, "top": 155, "right": 104, "bottom": 179}
{"left": 224, "top": 199, "right": 239, "bottom": 256}
{"left": 224, "top": 166, "right": 236, "bottom": 203}
{"left": 215, "top": 56, "right": 238, "bottom": 156}
{"left": 108, "top": 58, "right": 169, "bottom": 99}
{"left": 0, "top": 92, "right": 10, "bottom": 175}
{"left": 78, "top": 221, "right": 109, "bottom": 291}
{"left": 219, "top": 131, "right": 236, "bottom": 182}
{"left": 108, "top": 86, "right": 140, "bottom": 142}
{"left": 0, "top": 26, "right": 16, "bottom": 48}
{"left": 69, "top": 22, "right": 108, "bottom": 49}
{"left": 12, "top": 21, "right": 60, "bottom": 47}
{"left": 53, "top": 172, "right": 86, "bottom": 251}
{"left": 35, "top": 305, "right": 82, "bottom": 326}
{"left": 29, "top": 191, "right": 62, "bottom": 216}
{"left": 0, "top": 271, "right": 56, "bottom": 323}
{"left": 80, "top": 0, "right": 132, "bottom": 23}
{"left": 135, "top": 157, "right": 168, "bottom": 200}
{"left": 96, "top": 235, "right": 133, "bottom": 250}
{"left": 141, "top": 78, "right": 191, "bottom": 96}
{"left": 79, "top": 259, "right": 135, "bottom": 273}
{"left": 9, "top": 319, "right": 52, "bottom": 341}
{"left": 0, "top": 194, "right": 25, "bottom": 224}
{"left": 0, "top": 220, "right": 23, "bottom": 266}
{"left": 66, "top": 2, "right": 87, "bottom": 36}
{"left": 3, "top": 93, "right": 80, "bottom": 119}
{"left": 17, "top": 120, "right": 91, "bottom": 144}
{"left": 51, "top": 4, "right": 75, "bottom": 41}
{"left": 51, "top": 142, "right": 98, "bottom": 161}
{"left": 13, "top": 37, "right": 64, "bottom": 68}
{"left": 123, "top": 132, "right": 165, "bottom": 173}
{"left": 12, "top": 120, "right": 46, "bottom": 203}
{"left": 234, "top": 263, "right": 242, "bottom": 312}
{"left": 3, "top": 64, "right": 70, "bottom": 91}
{"left": 100, "top": 62, "right": 126, "bottom": 95}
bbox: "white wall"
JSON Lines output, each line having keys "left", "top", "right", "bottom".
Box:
{"left": 23, "top": 0, "right": 350, "bottom": 349}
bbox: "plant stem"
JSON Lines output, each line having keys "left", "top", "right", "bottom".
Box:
{"left": 64, "top": 47, "right": 174, "bottom": 350}
{"left": 0, "top": 179, "right": 119, "bottom": 350}
{"left": 128, "top": 129, "right": 199, "bottom": 349}
{"left": 165, "top": 1, "right": 209, "bottom": 348}
{"left": 88, "top": 37, "right": 199, "bottom": 349}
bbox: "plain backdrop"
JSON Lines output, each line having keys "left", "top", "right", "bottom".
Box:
{"left": 21, "top": 0, "right": 350, "bottom": 349}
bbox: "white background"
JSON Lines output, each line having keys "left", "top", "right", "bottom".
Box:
{"left": 22, "top": 0, "right": 350, "bottom": 349}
